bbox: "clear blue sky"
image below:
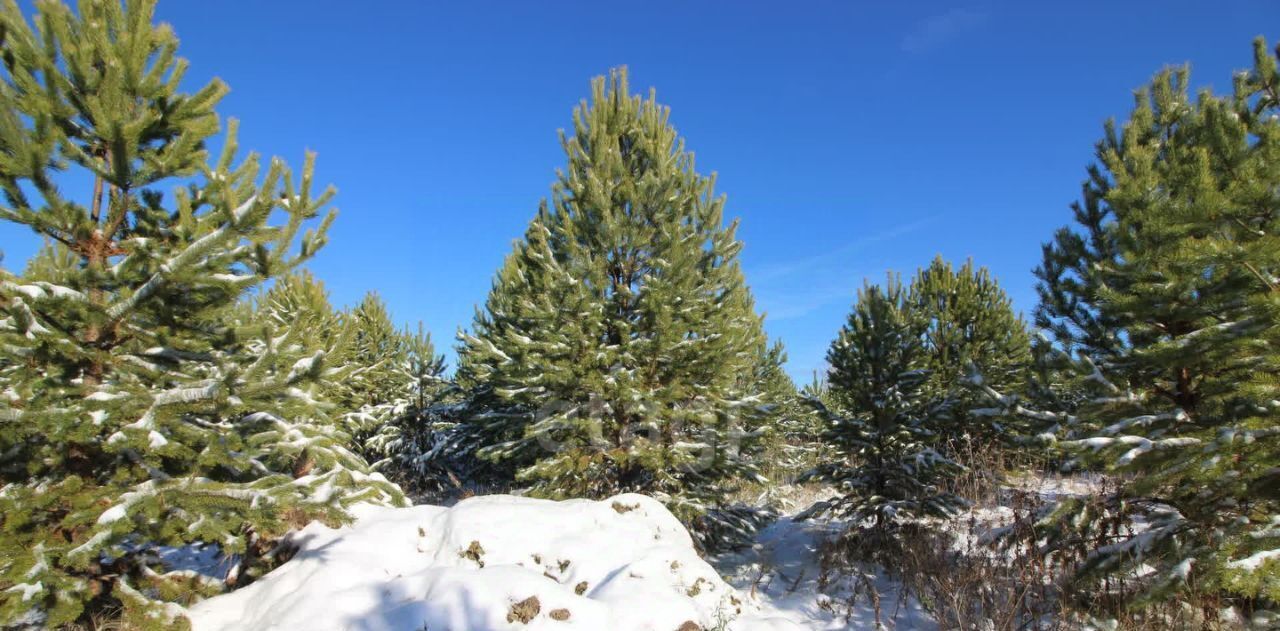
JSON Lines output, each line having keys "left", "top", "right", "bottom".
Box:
{"left": 1, "top": 1, "right": 1275, "bottom": 381}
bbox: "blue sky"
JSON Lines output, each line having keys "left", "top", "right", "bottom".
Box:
{"left": 1, "top": 1, "right": 1275, "bottom": 381}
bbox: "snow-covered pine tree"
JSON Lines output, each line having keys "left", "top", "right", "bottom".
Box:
{"left": 404, "top": 322, "right": 448, "bottom": 413}
{"left": 694, "top": 339, "right": 800, "bottom": 550}
{"left": 800, "top": 370, "right": 831, "bottom": 404}
{"left": 333, "top": 293, "right": 415, "bottom": 457}
{"left": 252, "top": 271, "right": 345, "bottom": 367}
{"left": 969, "top": 333, "right": 1088, "bottom": 448}
{"left": 456, "top": 67, "right": 771, "bottom": 525}
{"left": 339, "top": 293, "right": 409, "bottom": 411}
{"left": 907, "top": 256, "right": 1031, "bottom": 445}
{"left": 0, "top": 1, "right": 400, "bottom": 626}
{"left": 246, "top": 270, "right": 384, "bottom": 458}
{"left": 248, "top": 277, "right": 453, "bottom": 476}
{"left": 981, "top": 39, "right": 1280, "bottom": 615}
{"left": 790, "top": 370, "right": 833, "bottom": 468}
{"left": 801, "top": 276, "right": 964, "bottom": 527}
{"left": 747, "top": 340, "right": 827, "bottom": 481}
{"left": 355, "top": 316, "right": 460, "bottom": 500}
{"left": 742, "top": 340, "right": 797, "bottom": 456}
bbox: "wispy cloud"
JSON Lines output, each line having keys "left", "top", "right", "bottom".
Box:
{"left": 751, "top": 216, "right": 936, "bottom": 284}
{"left": 759, "top": 283, "right": 858, "bottom": 322}
{"left": 749, "top": 216, "right": 937, "bottom": 322}
{"left": 901, "top": 8, "right": 987, "bottom": 54}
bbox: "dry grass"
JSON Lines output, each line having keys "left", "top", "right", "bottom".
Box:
{"left": 910, "top": 443, "right": 1249, "bottom": 630}
{"left": 894, "top": 496, "right": 1067, "bottom": 630}
{"left": 60, "top": 609, "right": 142, "bottom": 631}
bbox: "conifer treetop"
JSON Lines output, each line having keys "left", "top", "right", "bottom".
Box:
{"left": 457, "top": 67, "right": 770, "bottom": 528}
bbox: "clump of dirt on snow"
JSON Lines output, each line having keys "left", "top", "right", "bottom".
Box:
{"left": 507, "top": 595, "right": 540, "bottom": 624}
{"left": 461, "top": 540, "right": 486, "bottom": 567}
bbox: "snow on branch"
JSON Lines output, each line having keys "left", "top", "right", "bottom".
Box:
{"left": 1, "top": 280, "right": 87, "bottom": 302}
{"left": 1072, "top": 434, "right": 1201, "bottom": 465}
{"left": 106, "top": 219, "right": 241, "bottom": 322}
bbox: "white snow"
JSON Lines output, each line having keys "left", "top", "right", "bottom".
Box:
{"left": 181, "top": 475, "right": 1116, "bottom": 630}
{"left": 713, "top": 517, "right": 934, "bottom": 630}
{"left": 97, "top": 504, "right": 128, "bottom": 525}
{"left": 286, "top": 352, "right": 324, "bottom": 382}
{"left": 148, "top": 430, "right": 169, "bottom": 448}
{"left": 1228, "top": 548, "right": 1280, "bottom": 570}
{"left": 187, "top": 494, "right": 798, "bottom": 631}
{"left": 86, "top": 390, "right": 127, "bottom": 401}
{"left": 5, "top": 582, "right": 42, "bottom": 602}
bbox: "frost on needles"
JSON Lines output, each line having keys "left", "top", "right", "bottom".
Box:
{"left": 454, "top": 68, "right": 783, "bottom": 540}
{"left": 0, "top": 1, "right": 402, "bottom": 627}
{"left": 973, "top": 39, "right": 1280, "bottom": 611}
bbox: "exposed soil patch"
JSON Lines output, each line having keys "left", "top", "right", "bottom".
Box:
{"left": 507, "top": 595, "right": 541, "bottom": 624}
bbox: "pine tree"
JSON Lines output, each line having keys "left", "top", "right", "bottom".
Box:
{"left": 982, "top": 39, "right": 1280, "bottom": 613}
{"left": 246, "top": 270, "right": 368, "bottom": 449}
{"left": 456, "top": 67, "right": 770, "bottom": 526}
{"left": 339, "top": 292, "right": 409, "bottom": 411}
{"left": 907, "top": 256, "right": 1031, "bottom": 445}
{"left": 358, "top": 319, "right": 457, "bottom": 499}
{"left": 0, "top": 1, "right": 400, "bottom": 626}
{"left": 800, "top": 369, "right": 831, "bottom": 405}
{"left": 802, "top": 276, "right": 964, "bottom": 527}
{"left": 743, "top": 339, "right": 797, "bottom": 452}
{"left": 404, "top": 322, "right": 448, "bottom": 413}
{"left": 333, "top": 293, "right": 413, "bottom": 458}
{"left": 969, "top": 333, "right": 1088, "bottom": 446}
{"left": 253, "top": 271, "right": 344, "bottom": 363}
{"left": 748, "top": 340, "right": 827, "bottom": 478}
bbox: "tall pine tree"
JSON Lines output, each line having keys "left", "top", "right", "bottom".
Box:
{"left": 251, "top": 271, "right": 344, "bottom": 366}
{"left": 983, "top": 39, "right": 1280, "bottom": 615}
{"left": 0, "top": 1, "right": 400, "bottom": 626}
{"left": 456, "top": 68, "right": 771, "bottom": 526}
{"left": 335, "top": 293, "right": 417, "bottom": 459}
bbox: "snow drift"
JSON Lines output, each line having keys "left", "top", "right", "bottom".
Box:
{"left": 188, "top": 493, "right": 799, "bottom": 630}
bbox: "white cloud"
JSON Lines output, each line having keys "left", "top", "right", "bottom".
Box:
{"left": 901, "top": 7, "right": 987, "bottom": 54}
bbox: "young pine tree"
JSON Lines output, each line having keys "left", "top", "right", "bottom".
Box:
{"left": 359, "top": 319, "right": 457, "bottom": 499}
{"left": 334, "top": 293, "right": 417, "bottom": 458}
{"left": 252, "top": 271, "right": 345, "bottom": 363}
{"left": 802, "top": 277, "right": 964, "bottom": 528}
{"left": 907, "top": 256, "right": 1031, "bottom": 445}
{"left": 983, "top": 39, "right": 1280, "bottom": 614}
{"left": 0, "top": 1, "right": 400, "bottom": 626}
{"left": 456, "top": 68, "right": 770, "bottom": 525}
{"left": 339, "top": 293, "right": 410, "bottom": 411}
{"left": 743, "top": 340, "right": 799, "bottom": 453}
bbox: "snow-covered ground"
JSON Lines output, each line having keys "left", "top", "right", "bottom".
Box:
{"left": 712, "top": 517, "right": 934, "bottom": 630}
{"left": 187, "top": 493, "right": 805, "bottom": 630}
{"left": 186, "top": 475, "right": 1100, "bottom": 630}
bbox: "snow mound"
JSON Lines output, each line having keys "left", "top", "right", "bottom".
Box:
{"left": 188, "top": 493, "right": 798, "bottom": 630}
